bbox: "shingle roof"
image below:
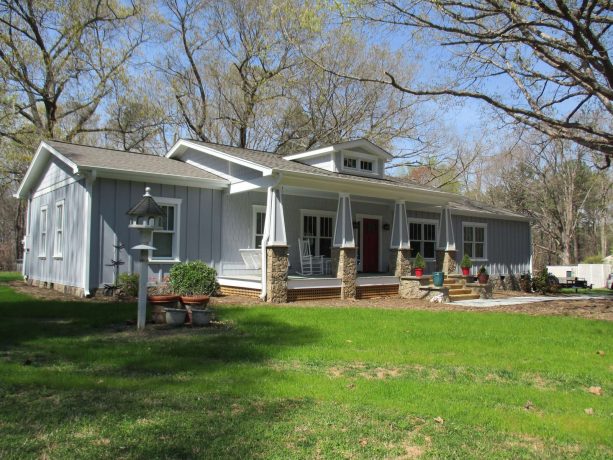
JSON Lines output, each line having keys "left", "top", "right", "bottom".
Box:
{"left": 46, "top": 140, "right": 226, "bottom": 182}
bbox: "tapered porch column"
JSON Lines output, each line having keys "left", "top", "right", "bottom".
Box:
{"left": 261, "top": 186, "right": 288, "bottom": 303}
{"left": 436, "top": 206, "right": 457, "bottom": 274}
{"left": 331, "top": 193, "right": 357, "bottom": 299}
{"left": 389, "top": 200, "right": 412, "bottom": 277}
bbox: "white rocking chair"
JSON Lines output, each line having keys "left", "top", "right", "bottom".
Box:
{"left": 297, "top": 239, "right": 325, "bottom": 276}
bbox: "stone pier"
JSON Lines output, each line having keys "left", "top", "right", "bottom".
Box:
{"left": 266, "top": 245, "right": 288, "bottom": 303}
{"left": 389, "top": 248, "right": 412, "bottom": 277}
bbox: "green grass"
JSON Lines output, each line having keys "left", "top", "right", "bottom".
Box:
{"left": 560, "top": 287, "right": 612, "bottom": 296}
{"left": 0, "top": 275, "right": 611, "bottom": 459}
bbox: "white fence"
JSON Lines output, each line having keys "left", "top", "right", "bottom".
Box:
{"left": 547, "top": 264, "right": 612, "bottom": 288}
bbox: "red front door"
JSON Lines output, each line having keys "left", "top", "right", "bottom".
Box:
{"left": 362, "top": 218, "right": 379, "bottom": 272}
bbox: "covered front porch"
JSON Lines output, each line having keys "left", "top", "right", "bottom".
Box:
{"left": 217, "top": 173, "right": 458, "bottom": 302}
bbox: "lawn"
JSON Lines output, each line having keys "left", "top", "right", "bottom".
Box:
{"left": 560, "top": 287, "right": 612, "bottom": 296}
{"left": 0, "top": 274, "right": 611, "bottom": 459}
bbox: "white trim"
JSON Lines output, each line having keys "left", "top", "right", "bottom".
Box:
{"left": 407, "top": 218, "right": 438, "bottom": 261}
{"left": 82, "top": 167, "right": 227, "bottom": 190}
{"left": 39, "top": 205, "right": 48, "bottom": 258}
{"left": 252, "top": 205, "right": 266, "bottom": 248}
{"left": 300, "top": 209, "right": 336, "bottom": 257}
{"left": 82, "top": 174, "right": 94, "bottom": 296}
{"left": 288, "top": 277, "right": 341, "bottom": 289}
{"left": 218, "top": 276, "right": 262, "bottom": 290}
{"left": 283, "top": 146, "right": 335, "bottom": 160}
{"left": 462, "top": 222, "right": 488, "bottom": 261}
{"left": 149, "top": 197, "right": 182, "bottom": 262}
{"left": 166, "top": 139, "right": 273, "bottom": 175}
{"left": 53, "top": 200, "right": 65, "bottom": 258}
{"left": 282, "top": 139, "right": 393, "bottom": 161}
{"left": 355, "top": 213, "right": 383, "bottom": 272}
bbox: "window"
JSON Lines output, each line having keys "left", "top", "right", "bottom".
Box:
{"left": 150, "top": 198, "right": 181, "bottom": 261}
{"left": 253, "top": 206, "right": 266, "bottom": 248}
{"left": 463, "top": 223, "right": 486, "bottom": 260}
{"left": 343, "top": 157, "right": 357, "bottom": 169}
{"left": 409, "top": 221, "right": 436, "bottom": 259}
{"left": 39, "top": 206, "right": 48, "bottom": 257}
{"left": 360, "top": 160, "right": 373, "bottom": 171}
{"left": 302, "top": 213, "right": 334, "bottom": 257}
{"left": 53, "top": 201, "right": 64, "bottom": 258}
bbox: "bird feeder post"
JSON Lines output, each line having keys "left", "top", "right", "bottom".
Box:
{"left": 127, "top": 187, "right": 165, "bottom": 331}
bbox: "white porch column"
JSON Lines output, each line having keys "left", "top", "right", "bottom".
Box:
{"left": 436, "top": 206, "right": 457, "bottom": 274}
{"left": 389, "top": 200, "right": 411, "bottom": 277}
{"left": 332, "top": 193, "right": 357, "bottom": 299}
{"left": 260, "top": 186, "right": 288, "bottom": 303}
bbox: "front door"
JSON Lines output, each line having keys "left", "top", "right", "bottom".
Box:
{"left": 362, "top": 218, "right": 379, "bottom": 272}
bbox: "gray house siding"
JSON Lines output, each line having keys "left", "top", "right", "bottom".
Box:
{"left": 90, "top": 178, "right": 223, "bottom": 288}
{"left": 25, "top": 157, "right": 86, "bottom": 288}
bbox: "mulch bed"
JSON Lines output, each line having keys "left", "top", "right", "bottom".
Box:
{"left": 9, "top": 280, "right": 612, "bottom": 321}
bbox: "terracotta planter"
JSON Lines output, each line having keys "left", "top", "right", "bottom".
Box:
{"left": 180, "top": 295, "right": 210, "bottom": 308}
{"left": 148, "top": 295, "right": 180, "bottom": 324}
{"left": 414, "top": 268, "right": 424, "bottom": 277}
{"left": 478, "top": 273, "right": 489, "bottom": 285}
{"left": 148, "top": 294, "right": 180, "bottom": 303}
{"left": 461, "top": 267, "right": 470, "bottom": 276}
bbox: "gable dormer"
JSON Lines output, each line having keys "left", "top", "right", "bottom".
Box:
{"left": 283, "top": 139, "right": 392, "bottom": 178}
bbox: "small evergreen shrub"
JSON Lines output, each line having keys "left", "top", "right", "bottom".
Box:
{"left": 478, "top": 265, "right": 488, "bottom": 275}
{"left": 414, "top": 253, "right": 426, "bottom": 269}
{"left": 118, "top": 272, "right": 139, "bottom": 297}
{"left": 460, "top": 254, "right": 472, "bottom": 269}
{"left": 169, "top": 260, "right": 217, "bottom": 296}
{"left": 531, "top": 268, "right": 560, "bottom": 294}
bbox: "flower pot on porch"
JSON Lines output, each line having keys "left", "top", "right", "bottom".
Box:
{"left": 478, "top": 273, "right": 489, "bottom": 285}
{"left": 414, "top": 268, "right": 424, "bottom": 277}
{"left": 164, "top": 307, "right": 186, "bottom": 326}
{"left": 432, "top": 272, "right": 444, "bottom": 287}
{"left": 461, "top": 267, "right": 470, "bottom": 276}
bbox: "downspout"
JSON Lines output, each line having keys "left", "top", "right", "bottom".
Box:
{"left": 22, "top": 194, "right": 32, "bottom": 280}
{"left": 82, "top": 171, "right": 96, "bottom": 297}
{"left": 260, "top": 175, "right": 282, "bottom": 300}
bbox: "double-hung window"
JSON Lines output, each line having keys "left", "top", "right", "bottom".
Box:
{"left": 302, "top": 212, "right": 334, "bottom": 257}
{"left": 409, "top": 220, "right": 436, "bottom": 259}
{"left": 151, "top": 198, "right": 181, "bottom": 261}
{"left": 39, "top": 206, "right": 48, "bottom": 258}
{"left": 53, "top": 200, "right": 64, "bottom": 258}
{"left": 463, "top": 223, "right": 486, "bottom": 260}
{"left": 253, "top": 206, "right": 266, "bottom": 248}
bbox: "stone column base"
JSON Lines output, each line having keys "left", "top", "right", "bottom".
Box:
{"left": 331, "top": 247, "right": 340, "bottom": 278}
{"left": 338, "top": 247, "right": 357, "bottom": 299}
{"left": 389, "top": 248, "right": 412, "bottom": 277}
{"left": 266, "top": 245, "right": 288, "bottom": 303}
{"left": 435, "top": 250, "right": 457, "bottom": 274}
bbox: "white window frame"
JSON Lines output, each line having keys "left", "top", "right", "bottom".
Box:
{"left": 39, "top": 205, "right": 48, "bottom": 258}
{"left": 149, "top": 197, "right": 182, "bottom": 263}
{"left": 252, "top": 205, "right": 266, "bottom": 249}
{"left": 408, "top": 218, "right": 438, "bottom": 261}
{"left": 53, "top": 200, "right": 65, "bottom": 258}
{"left": 300, "top": 209, "right": 336, "bottom": 257}
{"left": 340, "top": 151, "right": 379, "bottom": 175}
{"left": 462, "top": 222, "right": 488, "bottom": 261}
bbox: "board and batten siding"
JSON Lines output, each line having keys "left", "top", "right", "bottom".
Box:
{"left": 89, "top": 178, "right": 223, "bottom": 288}
{"left": 25, "top": 157, "right": 86, "bottom": 288}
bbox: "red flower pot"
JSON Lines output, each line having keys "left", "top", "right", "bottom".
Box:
{"left": 461, "top": 267, "right": 470, "bottom": 276}
{"left": 414, "top": 268, "right": 424, "bottom": 277}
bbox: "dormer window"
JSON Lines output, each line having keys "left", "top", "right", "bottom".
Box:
{"left": 360, "top": 160, "right": 373, "bottom": 171}
{"left": 343, "top": 157, "right": 357, "bottom": 169}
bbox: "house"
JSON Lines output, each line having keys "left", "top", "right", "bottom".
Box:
{"left": 15, "top": 139, "right": 532, "bottom": 301}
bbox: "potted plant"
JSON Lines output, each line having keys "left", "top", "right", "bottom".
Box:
{"left": 169, "top": 260, "right": 217, "bottom": 326}
{"left": 413, "top": 253, "right": 426, "bottom": 277}
{"left": 148, "top": 283, "right": 180, "bottom": 324}
{"left": 477, "top": 265, "right": 489, "bottom": 284}
{"left": 460, "top": 254, "right": 472, "bottom": 276}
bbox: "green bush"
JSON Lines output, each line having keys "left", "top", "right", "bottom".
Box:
{"left": 169, "top": 260, "right": 217, "bottom": 296}
{"left": 531, "top": 268, "right": 560, "bottom": 294}
{"left": 478, "top": 265, "right": 487, "bottom": 275}
{"left": 582, "top": 255, "right": 603, "bottom": 264}
{"left": 118, "top": 272, "right": 139, "bottom": 297}
{"left": 414, "top": 253, "right": 426, "bottom": 269}
{"left": 460, "top": 254, "right": 472, "bottom": 269}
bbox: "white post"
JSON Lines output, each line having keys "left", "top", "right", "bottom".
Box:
{"left": 137, "top": 249, "right": 148, "bottom": 330}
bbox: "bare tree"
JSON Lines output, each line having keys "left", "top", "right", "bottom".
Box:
{"left": 339, "top": 1, "right": 613, "bottom": 168}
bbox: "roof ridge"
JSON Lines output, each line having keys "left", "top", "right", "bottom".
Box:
{"left": 45, "top": 139, "right": 160, "bottom": 157}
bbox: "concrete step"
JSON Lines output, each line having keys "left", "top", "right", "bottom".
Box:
{"left": 449, "top": 293, "right": 481, "bottom": 301}
{"left": 448, "top": 288, "right": 472, "bottom": 295}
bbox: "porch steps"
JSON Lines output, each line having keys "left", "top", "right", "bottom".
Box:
{"left": 448, "top": 288, "right": 472, "bottom": 296}
{"left": 448, "top": 293, "right": 481, "bottom": 301}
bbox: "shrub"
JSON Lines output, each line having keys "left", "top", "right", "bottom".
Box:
{"left": 531, "top": 268, "right": 560, "bottom": 294}
{"left": 460, "top": 254, "right": 472, "bottom": 269}
{"left": 478, "top": 265, "right": 488, "bottom": 275}
{"left": 582, "top": 255, "right": 603, "bottom": 264}
{"left": 519, "top": 273, "right": 532, "bottom": 292}
{"left": 118, "top": 272, "right": 139, "bottom": 297}
{"left": 414, "top": 253, "right": 426, "bottom": 269}
{"left": 169, "top": 260, "right": 217, "bottom": 296}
